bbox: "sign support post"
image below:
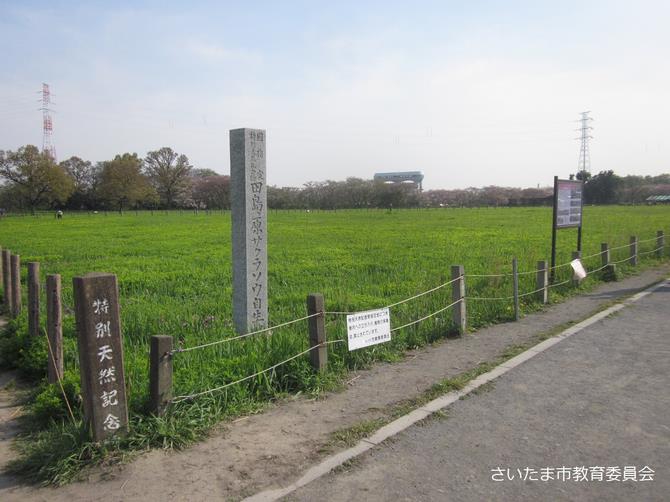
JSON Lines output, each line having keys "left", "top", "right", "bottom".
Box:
{"left": 550, "top": 176, "right": 559, "bottom": 283}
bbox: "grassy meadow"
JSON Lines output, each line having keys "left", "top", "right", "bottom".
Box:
{"left": 0, "top": 205, "right": 668, "bottom": 483}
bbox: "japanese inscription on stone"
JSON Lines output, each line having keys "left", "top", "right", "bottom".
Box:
{"left": 73, "top": 273, "right": 129, "bottom": 441}
{"left": 231, "top": 128, "right": 268, "bottom": 333}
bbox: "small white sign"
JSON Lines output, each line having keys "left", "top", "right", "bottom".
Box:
{"left": 571, "top": 259, "right": 587, "bottom": 282}
{"left": 346, "top": 308, "right": 391, "bottom": 351}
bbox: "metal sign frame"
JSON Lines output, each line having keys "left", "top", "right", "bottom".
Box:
{"left": 550, "top": 176, "right": 584, "bottom": 282}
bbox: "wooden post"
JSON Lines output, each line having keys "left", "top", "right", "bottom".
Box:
{"left": 451, "top": 265, "right": 466, "bottom": 335}
{"left": 28, "top": 262, "right": 40, "bottom": 337}
{"left": 512, "top": 258, "right": 519, "bottom": 321}
{"left": 46, "top": 274, "right": 63, "bottom": 384}
{"left": 150, "top": 335, "right": 173, "bottom": 416}
{"left": 657, "top": 230, "right": 665, "bottom": 258}
{"left": 10, "top": 254, "right": 21, "bottom": 318}
{"left": 601, "top": 243, "right": 610, "bottom": 268}
{"left": 536, "top": 260, "right": 548, "bottom": 304}
{"left": 307, "top": 293, "right": 327, "bottom": 372}
{"left": 1, "top": 249, "right": 12, "bottom": 314}
{"left": 629, "top": 236, "right": 638, "bottom": 266}
{"left": 73, "top": 273, "right": 129, "bottom": 441}
{"left": 600, "top": 242, "right": 617, "bottom": 281}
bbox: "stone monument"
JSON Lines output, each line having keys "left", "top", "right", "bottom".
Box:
{"left": 230, "top": 128, "right": 268, "bottom": 333}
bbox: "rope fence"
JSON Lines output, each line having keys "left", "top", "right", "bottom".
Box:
{"left": 148, "top": 230, "right": 666, "bottom": 409}
{"left": 390, "top": 298, "right": 463, "bottom": 332}
{"left": 170, "top": 340, "right": 345, "bottom": 403}
{"left": 170, "top": 312, "right": 321, "bottom": 355}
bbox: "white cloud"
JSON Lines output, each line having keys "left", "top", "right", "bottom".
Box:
{"left": 185, "top": 40, "right": 263, "bottom": 65}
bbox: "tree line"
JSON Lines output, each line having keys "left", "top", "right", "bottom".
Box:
{"left": 0, "top": 145, "right": 667, "bottom": 212}
{"left": 577, "top": 170, "right": 670, "bottom": 204}
{"left": 0, "top": 145, "right": 229, "bottom": 213}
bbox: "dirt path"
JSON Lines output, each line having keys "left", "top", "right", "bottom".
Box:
{"left": 1, "top": 266, "right": 669, "bottom": 501}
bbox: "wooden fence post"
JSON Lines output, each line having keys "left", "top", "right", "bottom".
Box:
{"left": 307, "top": 293, "right": 327, "bottom": 372}
{"left": 28, "top": 262, "right": 40, "bottom": 337}
{"left": 451, "top": 265, "right": 466, "bottom": 335}
{"left": 536, "top": 260, "right": 548, "bottom": 304}
{"left": 657, "top": 230, "right": 665, "bottom": 258}
{"left": 10, "top": 254, "right": 21, "bottom": 318}
{"left": 512, "top": 258, "right": 519, "bottom": 321}
{"left": 46, "top": 274, "right": 63, "bottom": 384}
{"left": 1, "top": 249, "right": 11, "bottom": 314}
{"left": 601, "top": 243, "right": 610, "bottom": 268}
{"left": 629, "top": 236, "right": 638, "bottom": 266}
{"left": 150, "top": 335, "right": 173, "bottom": 416}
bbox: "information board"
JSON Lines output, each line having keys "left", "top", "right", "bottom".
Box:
{"left": 346, "top": 308, "right": 391, "bottom": 351}
{"left": 555, "top": 180, "right": 583, "bottom": 228}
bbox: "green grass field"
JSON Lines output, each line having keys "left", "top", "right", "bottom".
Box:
{"left": 0, "top": 205, "right": 668, "bottom": 483}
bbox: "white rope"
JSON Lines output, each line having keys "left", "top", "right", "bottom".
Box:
{"left": 171, "top": 340, "right": 345, "bottom": 403}
{"left": 608, "top": 241, "right": 636, "bottom": 252}
{"left": 637, "top": 235, "right": 661, "bottom": 244}
{"left": 172, "top": 312, "right": 321, "bottom": 354}
{"left": 325, "top": 277, "right": 460, "bottom": 316}
{"left": 517, "top": 268, "right": 547, "bottom": 276}
{"left": 548, "top": 278, "right": 572, "bottom": 289}
{"left": 517, "top": 286, "right": 548, "bottom": 298}
{"left": 585, "top": 263, "right": 610, "bottom": 276}
{"left": 580, "top": 249, "right": 606, "bottom": 261}
{"left": 467, "top": 263, "right": 563, "bottom": 279}
{"left": 385, "top": 277, "right": 460, "bottom": 308}
{"left": 550, "top": 261, "right": 573, "bottom": 272}
{"left": 465, "top": 272, "right": 507, "bottom": 278}
{"left": 390, "top": 299, "right": 463, "bottom": 332}
{"left": 466, "top": 294, "right": 515, "bottom": 301}
{"left": 639, "top": 245, "right": 664, "bottom": 256}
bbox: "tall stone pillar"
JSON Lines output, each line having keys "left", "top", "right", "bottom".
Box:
{"left": 230, "top": 128, "right": 268, "bottom": 333}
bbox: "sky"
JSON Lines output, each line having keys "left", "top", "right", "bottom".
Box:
{"left": 0, "top": 0, "right": 668, "bottom": 190}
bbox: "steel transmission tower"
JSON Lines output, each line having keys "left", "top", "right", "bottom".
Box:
{"left": 40, "top": 83, "right": 56, "bottom": 161}
{"left": 575, "top": 111, "right": 593, "bottom": 174}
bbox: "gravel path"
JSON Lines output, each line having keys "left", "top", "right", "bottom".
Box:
{"left": 289, "top": 281, "right": 670, "bottom": 501}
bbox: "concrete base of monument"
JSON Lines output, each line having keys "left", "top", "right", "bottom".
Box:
{"left": 0, "top": 264, "right": 668, "bottom": 501}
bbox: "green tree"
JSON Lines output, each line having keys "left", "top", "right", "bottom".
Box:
{"left": 584, "top": 170, "right": 621, "bottom": 204}
{"left": 143, "top": 147, "right": 192, "bottom": 208}
{"left": 60, "top": 156, "right": 99, "bottom": 209}
{"left": 99, "top": 153, "right": 156, "bottom": 212}
{"left": 0, "top": 145, "right": 74, "bottom": 213}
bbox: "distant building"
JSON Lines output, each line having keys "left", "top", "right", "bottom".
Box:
{"left": 645, "top": 195, "right": 670, "bottom": 204}
{"left": 373, "top": 171, "right": 424, "bottom": 191}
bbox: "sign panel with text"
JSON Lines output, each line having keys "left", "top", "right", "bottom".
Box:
{"left": 346, "top": 308, "right": 391, "bottom": 351}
